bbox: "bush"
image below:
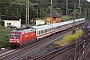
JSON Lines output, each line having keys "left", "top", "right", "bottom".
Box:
{"left": 0, "top": 25, "right": 13, "bottom": 48}
{"left": 53, "top": 29, "right": 84, "bottom": 46}
{"left": 53, "top": 41, "right": 60, "bottom": 46}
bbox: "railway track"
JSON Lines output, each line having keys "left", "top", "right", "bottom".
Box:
{"left": 31, "top": 34, "right": 90, "bottom": 60}
{"left": 64, "top": 34, "right": 90, "bottom": 60}
{"left": 0, "top": 28, "right": 73, "bottom": 60}
{"left": 31, "top": 39, "right": 83, "bottom": 60}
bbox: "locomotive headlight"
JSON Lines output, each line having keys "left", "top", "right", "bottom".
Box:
{"left": 9, "top": 41, "right": 12, "bottom": 42}
{"left": 17, "top": 41, "right": 19, "bottom": 43}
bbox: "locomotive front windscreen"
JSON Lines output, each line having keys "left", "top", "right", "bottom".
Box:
{"left": 10, "top": 34, "right": 20, "bottom": 39}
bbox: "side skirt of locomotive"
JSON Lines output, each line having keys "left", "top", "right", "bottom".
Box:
{"left": 9, "top": 43, "right": 20, "bottom": 48}
{"left": 22, "top": 38, "right": 37, "bottom": 46}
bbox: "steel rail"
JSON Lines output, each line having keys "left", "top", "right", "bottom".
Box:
{"left": 73, "top": 38, "right": 90, "bottom": 60}
{"left": 64, "top": 34, "right": 90, "bottom": 60}
{"left": 32, "top": 40, "right": 82, "bottom": 60}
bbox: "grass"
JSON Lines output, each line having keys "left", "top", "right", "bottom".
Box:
{"left": 53, "top": 29, "right": 84, "bottom": 46}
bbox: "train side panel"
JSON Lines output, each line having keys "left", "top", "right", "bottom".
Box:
{"left": 22, "top": 31, "right": 37, "bottom": 46}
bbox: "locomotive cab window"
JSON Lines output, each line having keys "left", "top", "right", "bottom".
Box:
{"left": 10, "top": 34, "right": 20, "bottom": 39}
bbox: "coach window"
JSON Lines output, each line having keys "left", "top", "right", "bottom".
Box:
{"left": 38, "top": 31, "right": 40, "bottom": 35}
{"left": 48, "top": 28, "right": 50, "bottom": 31}
{"left": 48, "top": 29, "right": 49, "bottom": 32}
{"left": 56, "top": 27, "right": 57, "bottom": 29}
{"left": 46, "top": 29, "right": 48, "bottom": 32}
{"left": 37, "top": 31, "right": 38, "bottom": 35}
{"left": 52, "top": 27, "right": 54, "bottom": 30}
{"left": 54, "top": 27, "right": 56, "bottom": 30}
{"left": 45, "top": 29, "right": 47, "bottom": 32}
{"left": 53, "top": 27, "right": 55, "bottom": 29}
{"left": 56, "top": 27, "right": 58, "bottom": 29}
{"left": 47, "top": 29, "right": 48, "bottom": 32}
{"left": 39, "top": 31, "right": 41, "bottom": 35}
{"left": 41, "top": 30, "right": 43, "bottom": 34}
{"left": 58, "top": 26, "right": 60, "bottom": 28}
{"left": 49, "top": 28, "right": 51, "bottom": 31}
{"left": 43, "top": 30, "right": 44, "bottom": 33}
{"left": 68, "top": 23, "right": 70, "bottom": 26}
{"left": 47, "top": 29, "right": 49, "bottom": 31}
{"left": 43, "top": 30, "right": 45, "bottom": 33}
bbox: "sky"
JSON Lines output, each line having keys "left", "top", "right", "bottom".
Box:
{"left": 87, "top": 0, "right": 90, "bottom": 2}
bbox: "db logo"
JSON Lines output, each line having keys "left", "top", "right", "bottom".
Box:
{"left": 31, "top": 33, "right": 34, "bottom": 36}
{"left": 25, "top": 35, "right": 28, "bottom": 37}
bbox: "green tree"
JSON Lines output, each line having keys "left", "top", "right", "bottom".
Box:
{"left": 0, "top": 0, "right": 90, "bottom": 20}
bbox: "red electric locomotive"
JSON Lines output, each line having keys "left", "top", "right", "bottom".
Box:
{"left": 9, "top": 28, "right": 36, "bottom": 47}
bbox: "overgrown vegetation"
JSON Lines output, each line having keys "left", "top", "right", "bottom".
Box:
{"left": 0, "top": 25, "right": 13, "bottom": 48}
{"left": 53, "top": 29, "right": 84, "bottom": 46}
